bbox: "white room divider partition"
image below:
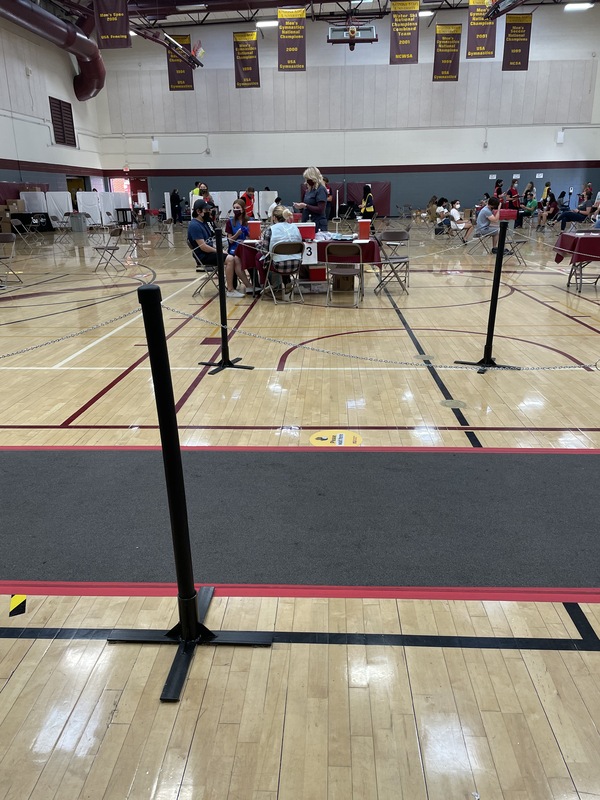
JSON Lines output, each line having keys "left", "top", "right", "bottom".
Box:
{"left": 19, "top": 192, "right": 47, "bottom": 213}
{"left": 45, "top": 192, "right": 73, "bottom": 225}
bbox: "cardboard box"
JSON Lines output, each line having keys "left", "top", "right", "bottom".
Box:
{"left": 7, "top": 199, "right": 25, "bottom": 213}
{"left": 1, "top": 221, "right": 12, "bottom": 234}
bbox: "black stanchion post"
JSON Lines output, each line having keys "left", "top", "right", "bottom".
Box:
{"left": 108, "top": 284, "right": 271, "bottom": 703}
{"left": 199, "top": 228, "right": 255, "bottom": 375}
{"left": 454, "top": 220, "right": 520, "bottom": 375}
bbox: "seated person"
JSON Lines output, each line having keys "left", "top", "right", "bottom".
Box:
{"left": 224, "top": 199, "right": 254, "bottom": 297}
{"left": 436, "top": 198, "right": 451, "bottom": 228}
{"left": 556, "top": 191, "right": 569, "bottom": 211}
{"left": 556, "top": 192, "right": 594, "bottom": 231}
{"left": 514, "top": 190, "right": 538, "bottom": 229}
{"left": 449, "top": 199, "right": 474, "bottom": 242}
{"left": 187, "top": 201, "right": 219, "bottom": 273}
{"left": 423, "top": 195, "right": 438, "bottom": 223}
{"left": 193, "top": 191, "right": 217, "bottom": 224}
{"left": 261, "top": 205, "right": 303, "bottom": 296}
{"left": 536, "top": 192, "right": 559, "bottom": 230}
{"left": 475, "top": 197, "right": 511, "bottom": 255}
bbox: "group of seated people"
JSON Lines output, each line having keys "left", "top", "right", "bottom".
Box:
{"left": 187, "top": 198, "right": 304, "bottom": 299}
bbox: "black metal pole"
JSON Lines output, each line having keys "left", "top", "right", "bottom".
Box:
{"left": 198, "top": 228, "right": 254, "bottom": 374}
{"left": 454, "top": 221, "right": 519, "bottom": 374}
{"left": 137, "top": 284, "right": 199, "bottom": 640}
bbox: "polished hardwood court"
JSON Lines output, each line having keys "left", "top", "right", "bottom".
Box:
{"left": 1, "top": 220, "right": 600, "bottom": 798}
{"left": 0, "top": 219, "right": 598, "bottom": 450}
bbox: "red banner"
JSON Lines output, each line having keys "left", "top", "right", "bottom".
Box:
{"left": 433, "top": 24, "right": 462, "bottom": 82}
{"left": 389, "top": 1, "right": 419, "bottom": 65}
{"left": 467, "top": 0, "right": 496, "bottom": 59}
{"left": 167, "top": 34, "right": 194, "bottom": 91}
{"left": 502, "top": 14, "right": 532, "bottom": 71}
{"left": 278, "top": 8, "right": 306, "bottom": 72}
{"left": 94, "top": 0, "right": 130, "bottom": 50}
{"left": 233, "top": 31, "right": 260, "bottom": 88}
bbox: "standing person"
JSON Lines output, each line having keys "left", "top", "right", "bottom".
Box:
{"left": 359, "top": 184, "right": 375, "bottom": 223}
{"left": 293, "top": 167, "right": 328, "bottom": 232}
{"left": 524, "top": 180, "right": 536, "bottom": 199}
{"left": 323, "top": 176, "right": 333, "bottom": 220}
{"left": 187, "top": 201, "right": 219, "bottom": 273}
{"left": 494, "top": 179, "right": 505, "bottom": 206}
{"left": 191, "top": 182, "right": 200, "bottom": 198}
{"left": 198, "top": 182, "right": 214, "bottom": 205}
{"left": 240, "top": 187, "right": 256, "bottom": 218}
{"left": 267, "top": 196, "right": 282, "bottom": 219}
{"left": 170, "top": 189, "right": 182, "bottom": 224}
{"left": 224, "top": 198, "right": 254, "bottom": 297}
{"left": 475, "top": 196, "right": 511, "bottom": 255}
{"left": 505, "top": 179, "right": 520, "bottom": 216}
{"left": 541, "top": 181, "right": 552, "bottom": 203}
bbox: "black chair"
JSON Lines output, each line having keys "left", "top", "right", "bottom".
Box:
{"left": 375, "top": 231, "right": 409, "bottom": 295}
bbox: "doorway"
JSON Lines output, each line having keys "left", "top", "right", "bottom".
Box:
{"left": 67, "top": 176, "right": 86, "bottom": 211}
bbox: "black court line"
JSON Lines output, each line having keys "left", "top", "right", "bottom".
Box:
{"left": 384, "top": 289, "right": 482, "bottom": 448}
{"left": 2, "top": 603, "right": 599, "bottom": 652}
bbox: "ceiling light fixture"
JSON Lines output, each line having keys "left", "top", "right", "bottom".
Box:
{"left": 175, "top": 4, "right": 207, "bottom": 11}
{"left": 564, "top": 2, "right": 593, "bottom": 8}
{"left": 418, "top": 10, "right": 435, "bottom": 16}
{"left": 256, "top": 20, "right": 279, "bottom": 28}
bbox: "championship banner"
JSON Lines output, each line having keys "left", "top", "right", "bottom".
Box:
{"left": 466, "top": 0, "right": 496, "bottom": 59}
{"left": 233, "top": 31, "right": 260, "bottom": 88}
{"left": 278, "top": 8, "right": 306, "bottom": 71}
{"left": 167, "top": 34, "right": 194, "bottom": 91}
{"left": 433, "top": 24, "right": 462, "bottom": 82}
{"left": 94, "top": 0, "right": 130, "bottom": 49}
{"left": 502, "top": 14, "right": 532, "bottom": 71}
{"left": 389, "top": 1, "right": 420, "bottom": 65}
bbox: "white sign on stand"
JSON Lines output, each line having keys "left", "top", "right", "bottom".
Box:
{"left": 302, "top": 241, "right": 318, "bottom": 265}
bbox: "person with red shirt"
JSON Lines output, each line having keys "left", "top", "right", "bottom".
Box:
{"left": 240, "top": 187, "right": 255, "bottom": 218}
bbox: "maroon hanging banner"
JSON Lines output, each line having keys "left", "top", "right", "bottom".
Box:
{"left": 233, "top": 31, "right": 260, "bottom": 88}
{"left": 433, "top": 24, "right": 462, "bottom": 82}
{"left": 167, "top": 34, "right": 194, "bottom": 91}
{"left": 466, "top": 0, "right": 496, "bottom": 59}
{"left": 389, "top": 1, "right": 420, "bottom": 65}
{"left": 278, "top": 8, "right": 306, "bottom": 71}
{"left": 94, "top": 0, "right": 130, "bottom": 49}
{"left": 502, "top": 14, "right": 532, "bottom": 71}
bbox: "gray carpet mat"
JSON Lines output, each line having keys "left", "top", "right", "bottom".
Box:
{"left": 1, "top": 450, "right": 596, "bottom": 587}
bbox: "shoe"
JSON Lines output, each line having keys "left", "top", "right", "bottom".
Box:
{"left": 245, "top": 286, "right": 261, "bottom": 294}
{"left": 195, "top": 266, "right": 205, "bottom": 272}
{"left": 226, "top": 290, "right": 245, "bottom": 298}
{"left": 503, "top": 249, "right": 513, "bottom": 255}
{"left": 491, "top": 247, "right": 498, "bottom": 254}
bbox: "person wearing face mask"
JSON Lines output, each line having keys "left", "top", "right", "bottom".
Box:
{"left": 449, "top": 199, "right": 474, "bottom": 242}
{"left": 293, "top": 167, "right": 328, "bottom": 232}
{"left": 494, "top": 179, "right": 505, "bottom": 205}
{"left": 187, "top": 200, "right": 219, "bottom": 274}
{"left": 224, "top": 199, "right": 254, "bottom": 297}
{"left": 506, "top": 179, "right": 520, "bottom": 215}
{"left": 240, "top": 187, "right": 255, "bottom": 218}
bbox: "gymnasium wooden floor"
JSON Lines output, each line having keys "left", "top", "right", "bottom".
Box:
{"left": 1, "top": 220, "right": 600, "bottom": 798}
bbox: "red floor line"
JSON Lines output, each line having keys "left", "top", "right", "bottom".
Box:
{"left": 1, "top": 580, "right": 600, "bottom": 602}
{"left": 1, "top": 446, "right": 599, "bottom": 454}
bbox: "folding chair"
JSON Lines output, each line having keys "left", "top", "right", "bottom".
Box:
{"left": 154, "top": 217, "right": 173, "bottom": 248}
{"left": 189, "top": 243, "right": 219, "bottom": 297}
{"left": 122, "top": 222, "right": 150, "bottom": 260}
{"left": 50, "top": 214, "right": 73, "bottom": 246}
{"left": 83, "top": 212, "right": 107, "bottom": 242}
{"left": 505, "top": 233, "right": 527, "bottom": 266}
{"left": 94, "top": 228, "right": 125, "bottom": 271}
{"left": 262, "top": 241, "right": 304, "bottom": 304}
{"left": 0, "top": 233, "right": 22, "bottom": 284}
{"left": 11, "top": 218, "right": 36, "bottom": 248}
{"left": 325, "top": 242, "right": 364, "bottom": 308}
{"left": 375, "top": 231, "right": 409, "bottom": 295}
{"left": 467, "top": 231, "right": 494, "bottom": 255}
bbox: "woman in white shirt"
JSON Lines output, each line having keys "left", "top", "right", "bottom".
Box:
{"left": 449, "top": 199, "right": 474, "bottom": 242}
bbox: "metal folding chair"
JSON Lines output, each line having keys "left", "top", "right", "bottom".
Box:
{"left": 94, "top": 228, "right": 125, "bottom": 271}
{"left": 10, "top": 218, "right": 36, "bottom": 248}
{"left": 375, "top": 231, "right": 409, "bottom": 294}
{"left": 0, "top": 233, "right": 22, "bottom": 284}
{"left": 262, "top": 241, "right": 304, "bottom": 304}
{"left": 83, "top": 212, "right": 107, "bottom": 242}
{"left": 189, "top": 242, "right": 219, "bottom": 297}
{"left": 154, "top": 217, "right": 173, "bottom": 248}
{"left": 122, "top": 222, "right": 150, "bottom": 260}
{"left": 467, "top": 231, "right": 495, "bottom": 255}
{"left": 324, "top": 242, "right": 364, "bottom": 308}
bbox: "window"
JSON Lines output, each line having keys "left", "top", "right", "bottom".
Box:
{"left": 49, "top": 97, "right": 76, "bottom": 147}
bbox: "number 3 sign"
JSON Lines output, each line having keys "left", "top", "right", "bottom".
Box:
{"left": 302, "top": 242, "right": 318, "bottom": 265}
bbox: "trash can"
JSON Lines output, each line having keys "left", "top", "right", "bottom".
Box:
{"left": 70, "top": 212, "right": 87, "bottom": 232}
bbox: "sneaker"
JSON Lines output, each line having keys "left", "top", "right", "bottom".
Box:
{"left": 226, "top": 290, "right": 245, "bottom": 298}
{"left": 245, "top": 286, "right": 257, "bottom": 294}
{"left": 195, "top": 266, "right": 205, "bottom": 272}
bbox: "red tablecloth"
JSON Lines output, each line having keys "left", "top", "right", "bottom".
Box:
{"left": 236, "top": 238, "right": 381, "bottom": 279}
{"left": 554, "top": 232, "right": 600, "bottom": 265}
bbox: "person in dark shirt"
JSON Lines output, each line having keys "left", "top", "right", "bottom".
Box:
{"left": 170, "top": 189, "right": 182, "bottom": 224}
{"left": 187, "top": 201, "right": 218, "bottom": 272}
{"left": 293, "top": 167, "right": 328, "bottom": 232}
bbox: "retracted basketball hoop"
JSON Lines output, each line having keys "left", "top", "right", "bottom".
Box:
{"left": 327, "top": 23, "right": 378, "bottom": 51}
